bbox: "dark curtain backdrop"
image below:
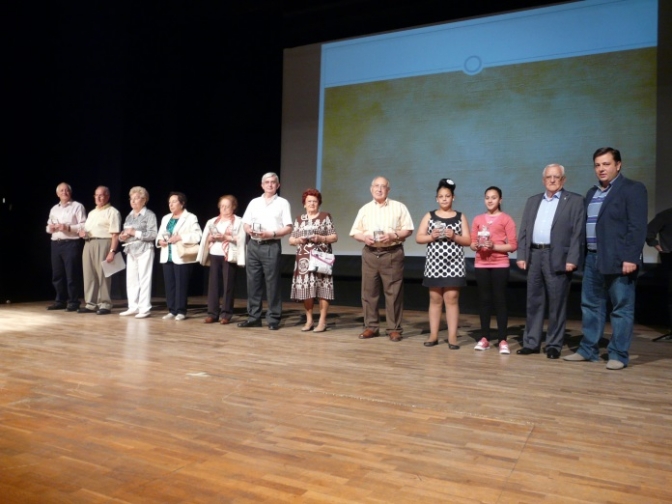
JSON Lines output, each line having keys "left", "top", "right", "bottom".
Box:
{"left": 3, "top": 1, "right": 567, "bottom": 303}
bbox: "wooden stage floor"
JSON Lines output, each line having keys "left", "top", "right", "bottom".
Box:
{"left": 1, "top": 298, "right": 671, "bottom": 503}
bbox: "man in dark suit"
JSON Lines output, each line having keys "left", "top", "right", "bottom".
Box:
{"left": 564, "top": 147, "right": 648, "bottom": 370}
{"left": 516, "top": 164, "right": 585, "bottom": 359}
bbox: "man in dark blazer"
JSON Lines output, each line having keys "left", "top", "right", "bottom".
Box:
{"left": 564, "top": 147, "right": 648, "bottom": 370}
{"left": 516, "top": 164, "right": 585, "bottom": 359}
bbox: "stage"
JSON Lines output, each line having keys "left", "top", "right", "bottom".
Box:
{"left": 0, "top": 298, "right": 670, "bottom": 503}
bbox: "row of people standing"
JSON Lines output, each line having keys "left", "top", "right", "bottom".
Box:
{"left": 46, "top": 185, "right": 204, "bottom": 320}
{"left": 352, "top": 147, "right": 649, "bottom": 372}
{"left": 46, "top": 146, "right": 650, "bottom": 370}
{"left": 46, "top": 174, "right": 336, "bottom": 333}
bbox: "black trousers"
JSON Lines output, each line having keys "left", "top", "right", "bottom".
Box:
{"left": 50, "top": 240, "right": 82, "bottom": 308}
{"left": 662, "top": 252, "right": 672, "bottom": 330}
{"left": 162, "top": 262, "right": 192, "bottom": 315}
{"left": 207, "top": 255, "right": 237, "bottom": 320}
{"left": 474, "top": 267, "right": 510, "bottom": 341}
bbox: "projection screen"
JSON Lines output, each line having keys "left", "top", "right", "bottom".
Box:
{"left": 282, "top": 0, "right": 667, "bottom": 261}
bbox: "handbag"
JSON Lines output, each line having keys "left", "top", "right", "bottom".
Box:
{"left": 176, "top": 241, "right": 199, "bottom": 262}
{"left": 308, "top": 248, "right": 335, "bottom": 275}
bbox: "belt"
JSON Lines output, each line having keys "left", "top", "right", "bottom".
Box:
{"left": 365, "top": 244, "right": 402, "bottom": 253}
{"left": 252, "top": 239, "right": 280, "bottom": 245}
{"left": 587, "top": 249, "right": 597, "bottom": 253}
{"left": 531, "top": 243, "right": 551, "bottom": 249}
{"left": 52, "top": 239, "right": 79, "bottom": 243}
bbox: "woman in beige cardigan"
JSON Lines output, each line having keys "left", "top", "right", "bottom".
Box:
{"left": 197, "top": 195, "right": 246, "bottom": 324}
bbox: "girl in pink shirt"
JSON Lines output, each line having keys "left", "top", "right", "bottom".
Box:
{"left": 469, "top": 186, "right": 518, "bottom": 354}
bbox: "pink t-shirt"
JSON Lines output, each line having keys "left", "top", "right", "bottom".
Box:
{"left": 471, "top": 212, "right": 518, "bottom": 268}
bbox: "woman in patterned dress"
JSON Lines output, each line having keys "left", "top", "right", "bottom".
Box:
{"left": 415, "top": 178, "right": 471, "bottom": 349}
{"left": 288, "top": 189, "right": 338, "bottom": 333}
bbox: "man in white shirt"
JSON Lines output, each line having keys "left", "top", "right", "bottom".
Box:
{"left": 350, "top": 176, "right": 414, "bottom": 341}
{"left": 46, "top": 182, "right": 87, "bottom": 311}
{"left": 238, "top": 172, "right": 292, "bottom": 330}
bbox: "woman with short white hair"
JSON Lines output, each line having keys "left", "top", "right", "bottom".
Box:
{"left": 119, "top": 186, "right": 158, "bottom": 318}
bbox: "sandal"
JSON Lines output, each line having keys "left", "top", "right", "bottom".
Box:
{"left": 301, "top": 324, "right": 314, "bottom": 332}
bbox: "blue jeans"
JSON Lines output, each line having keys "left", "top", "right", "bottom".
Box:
{"left": 578, "top": 252, "right": 636, "bottom": 364}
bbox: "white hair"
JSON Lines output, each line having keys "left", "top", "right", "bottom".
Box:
{"left": 543, "top": 164, "right": 565, "bottom": 177}
{"left": 261, "top": 172, "right": 279, "bottom": 183}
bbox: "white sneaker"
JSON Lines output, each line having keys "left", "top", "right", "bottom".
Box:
{"left": 135, "top": 312, "right": 150, "bottom": 319}
{"left": 498, "top": 340, "right": 510, "bottom": 354}
{"left": 162, "top": 313, "right": 176, "bottom": 320}
{"left": 474, "top": 337, "right": 490, "bottom": 351}
{"left": 119, "top": 309, "right": 138, "bottom": 316}
{"left": 175, "top": 314, "right": 186, "bottom": 321}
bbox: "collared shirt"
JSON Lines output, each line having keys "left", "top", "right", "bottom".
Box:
{"left": 241, "top": 194, "right": 292, "bottom": 234}
{"left": 46, "top": 200, "right": 87, "bottom": 241}
{"left": 532, "top": 190, "right": 561, "bottom": 244}
{"left": 84, "top": 204, "right": 122, "bottom": 238}
{"left": 349, "top": 198, "right": 414, "bottom": 247}
{"left": 586, "top": 175, "right": 618, "bottom": 251}
{"left": 121, "top": 206, "right": 158, "bottom": 256}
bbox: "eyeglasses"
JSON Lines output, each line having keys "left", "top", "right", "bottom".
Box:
{"left": 544, "top": 175, "right": 564, "bottom": 180}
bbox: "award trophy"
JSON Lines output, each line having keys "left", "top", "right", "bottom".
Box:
{"left": 251, "top": 220, "right": 262, "bottom": 239}
{"left": 434, "top": 222, "right": 446, "bottom": 239}
{"left": 477, "top": 225, "right": 490, "bottom": 248}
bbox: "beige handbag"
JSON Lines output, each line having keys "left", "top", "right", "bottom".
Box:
{"left": 176, "top": 241, "right": 199, "bottom": 262}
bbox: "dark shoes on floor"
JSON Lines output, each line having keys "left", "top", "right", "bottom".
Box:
{"left": 47, "top": 303, "right": 66, "bottom": 310}
{"left": 77, "top": 307, "right": 96, "bottom": 314}
{"left": 237, "top": 319, "right": 262, "bottom": 328}
{"left": 546, "top": 348, "right": 561, "bottom": 359}
{"left": 516, "top": 347, "right": 540, "bottom": 355}
{"left": 96, "top": 309, "right": 111, "bottom": 315}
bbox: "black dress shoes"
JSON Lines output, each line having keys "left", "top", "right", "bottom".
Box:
{"left": 77, "top": 307, "right": 96, "bottom": 314}
{"left": 546, "top": 348, "right": 561, "bottom": 359}
{"left": 237, "top": 319, "right": 262, "bottom": 328}
{"left": 268, "top": 323, "right": 280, "bottom": 330}
{"left": 423, "top": 340, "right": 438, "bottom": 347}
{"left": 96, "top": 309, "right": 111, "bottom": 315}
{"left": 66, "top": 305, "right": 79, "bottom": 312}
{"left": 47, "top": 303, "right": 66, "bottom": 310}
{"left": 516, "top": 347, "right": 540, "bottom": 355}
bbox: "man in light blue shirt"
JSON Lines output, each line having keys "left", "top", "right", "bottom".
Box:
{"left": 516, "top": 164, "right": 585, "bottom": 359}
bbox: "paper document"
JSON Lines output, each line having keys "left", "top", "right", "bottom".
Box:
{"left": 101, "top": 252, "right": 126, "bottom": 277}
